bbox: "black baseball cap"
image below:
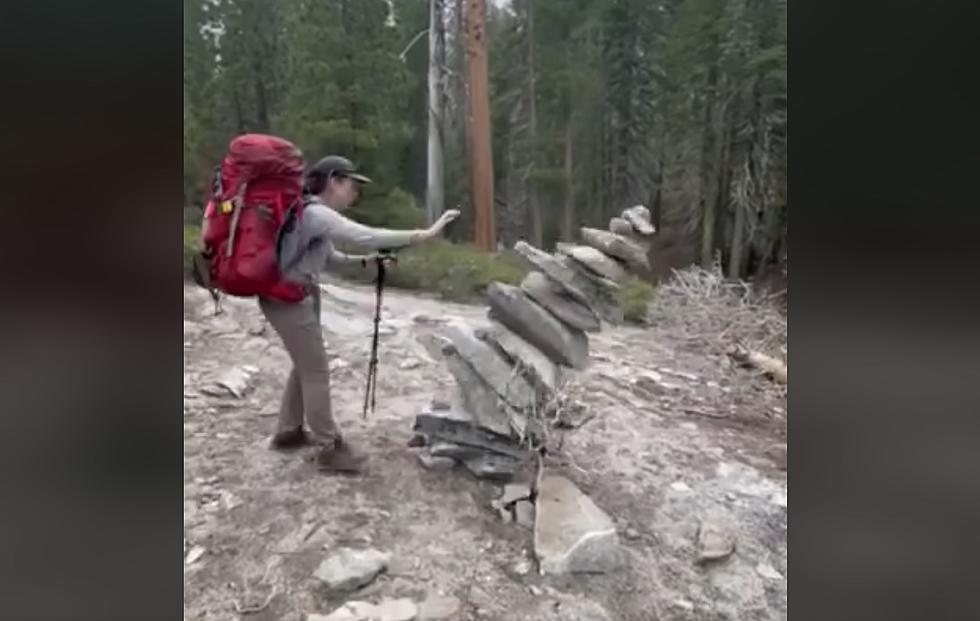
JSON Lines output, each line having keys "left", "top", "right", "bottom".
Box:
{"left": 308, "top": 155, "right": 372, "bottom": 184}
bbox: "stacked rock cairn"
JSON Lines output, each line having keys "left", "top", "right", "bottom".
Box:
{"left": 410, "top": 205, "right": 657, "bottom": 482}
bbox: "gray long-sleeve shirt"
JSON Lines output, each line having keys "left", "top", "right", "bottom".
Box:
{"left": 276, "top": 197, "right": 418, "bottom": 285}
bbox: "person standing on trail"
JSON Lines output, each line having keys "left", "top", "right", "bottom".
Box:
{"left": 262, "top": 155, "right": 459, "bottom": 474}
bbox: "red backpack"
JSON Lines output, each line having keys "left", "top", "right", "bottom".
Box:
{"left": 197, "top": 134, "right": 308, "bottom": 304}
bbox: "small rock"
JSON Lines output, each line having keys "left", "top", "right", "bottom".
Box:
{"left": 418, "top": 595, "right": 460, "bottom": 620}
{"left": 463, "top": 454, "right": 518, "bottom": 482}
{"left": 417, "top": 451, "right": 456, "bottom": 472}
{"left": 430, "top": 399, "right": 451, "bottom": 411}
{"left": 514, "top": 500, "right": 535, "bottom": 527}
{"left": 313, "top": 548, "right": 391, "bottom": 591}
{"left": 399, "top": 358, "right": 422, "bottom": 370}
{"left": 375, "top": 598, "right": 418, "bottom": 621}
{"left": 498, "top": 507, "right": 514, "bottom": 523}
{"left": 670, "top": 481, "right": 692, "bottom": 493}
{"left": 499, "top": 482, "right": 532, "bottom": 506}
{"left": 579, "top": 227, "right": 650, "bottom": 271}
{"left": 513, "top": 559, "right": 532, "bottom": 576}
{"left": 329, "top": 358, "right": 350, "bottom": 372}
{"left": 407, "top": 433, "right": 428, "bottom": 448}
{"left": 608, "top": 217, "right": 635, "bottom": 237}
{"left": 210, "top": 365, "right": 258, "bottom": 398}
{"left": 696, "top": 520, "right": 736, "bottom": 564}
{"left": 624, "top": 528, "right": 641, "bottom": 541}
{"left": 534, "top": 475, "right": 624, "bottom": 575}
{"left": 756, "top": 562, "right": 783, "bottom": 580}
{"left": 725, "top": 492, "right": 737, "bottom": 502}
{"left": 621, "top": 205, "right": 656, "bottom": 235}
{"left": 528, "top": 585, "right": 543, "bottom": 596}
{"left": 184, "top": 545, "right": 206, "bottom": 565}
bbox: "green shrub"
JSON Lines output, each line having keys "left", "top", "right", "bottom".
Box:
{"left": 616, "top": 276, "right": 656, "bottom": 324}
{"left": 184, "top": 224, "right": 202, "bottom": 276}
{"left": 345, "top": 187, "right": 427, "bottom": 230}
{"left": 335, "top": 239, "right": 528, "bottom": 303}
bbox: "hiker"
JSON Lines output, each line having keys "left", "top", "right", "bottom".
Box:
{"left": 262, "top": 155, "right": 459, "bottom": 473}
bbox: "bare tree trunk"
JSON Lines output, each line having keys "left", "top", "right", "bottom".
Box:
{"left": 525, "top": 0, "right": 542, "bottom": 247}
{"left": 561, "top": 116, "right": 575, "bottom": 241}
{"left": 464, "top": 0, "right": 495, "bottom": 250}
{"left": 426, "top": 0, "right": 446, "bottom": 226}
{"left": 699, "top": 78, "right": 718, "bottom": 267}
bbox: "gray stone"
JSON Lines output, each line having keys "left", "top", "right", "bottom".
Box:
{"left": 313, "top": 598, "right": 417, "bottom": 621}
{"left": 696, "top": 520, "right": 736, "bottom": 564}
{"left": 443, "top": 349, "right": 528, "bottom": 439}
{"left": 418, "top": 595, "right": 460, "bottom": 620}
{"left": 416, "top": 451, "right": 456, "bottom": 472}
{"left": 429, "top": 441, "right": 486, "bottom": 461}
{"left": 487, "top": 282, "right": 589, "bottom": 369}
{"left": 608, "top": 217, "right": 635, "bottom": 237}
{"left": 556, "top": 243, "right": 628, "bottom": 283}
{"left": 534, "top": 475, "right": 624, "bottom": 575}
{"left": 520, "top": 271, "right": 601, "bottom": 333}
{"left": 512, "top": 241, "right": 593, "bottom": 307}
{"left": 313, "top": 548, "right": 391, "bottom": 591}
{"left": 407, "top": 433, "right": 428, "bottom": 448}
{"left": 375, "top": 598, "right": 418, "bottom": 621}
{"left": 412, "top": 406, "right": 525, "bottom": 459}
{"left": 514, "top": 500, "right": 535, "bottom": 527}
{"left": 579, "top": 227, "right": 651, "bottom": 271}
{"left": 622, "top": 205, "right": 656, "bottom": 235}
{"left": 499, "top": 482, "right": 532, "bottom": 506}
{"left": 478, "top": 320, "right": 564, "bottom": 393}
{"left": 442, "top": 320, "right": 536, "bottom": 412}
{"left": 553, "top": 256, "right": 625, "bottom": 325}
{"left": 463, "top": 453, "right": 519, "bottom": 482}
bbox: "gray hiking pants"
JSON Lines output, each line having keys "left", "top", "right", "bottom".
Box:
{"left": 258, "top": 287, "right": 340, "bottom": 446}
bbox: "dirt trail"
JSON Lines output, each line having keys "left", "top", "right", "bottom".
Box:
{"left": 183, "top": 279, "right": 787, "bottom": 621}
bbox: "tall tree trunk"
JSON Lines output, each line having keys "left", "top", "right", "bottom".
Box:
{"left": 464, "top": 0, "right": 495, "bottom": 250}
{"left": 561, "top": 116, "right": 574, "bottom": 240}
{"left": 426, "top": 0, "right": 446, "bottom": 225}
{"left": 525, "top": 0, "right": 542, "bottom": 247}
{"left": 699, "top": 66, "right": 719, "bottom": 268}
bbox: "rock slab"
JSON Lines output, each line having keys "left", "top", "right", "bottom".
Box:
{"left": 622, "top": 205, "right": 656, "bottom": 235}
{"left": 443, "top": 348, "right": 522, "bottom": 438}
{"left": 487, "top": 282, "right": 589, "bottom": 369}
{"left": 417, "top": 595, "right": 461, "bottom": 620}
{"left": 520, "top": 271, "right": 601, "bottom": 333}
{"left": 463, "top": 453, "right": 519, "bottom": 482}
{"left": 312, "top": 598, "right": 418, "bottom": 621}
{"left": 478, "top": 320, "right": 564, "bottom": 392}
{"left": 416, "top": 451, "right": 456, "bottom": 472}
{"left": 442, "top": 319, "right": 536, "bottom": 412}
{"left": 413, "top": 406, "right": 525, "bottom": 459}
{"left": 534, "top": 475, "right": 623, "bottom": 575}
{"left": 556, "top": 243, "right": 628, "bottom": 283}
{"left": 313, "top": 548, "right": 391, "bottom": 591}
{"left": 579, "top": 227, "right": 651, "bottom": 271}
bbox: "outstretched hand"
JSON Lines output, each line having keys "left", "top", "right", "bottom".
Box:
{"left": 437, "top": 209, "right": 461, "bottom": 227}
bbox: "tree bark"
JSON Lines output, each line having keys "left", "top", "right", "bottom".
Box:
{"left": 561, "top": 115, "right": 575, "bottom": 241}
{"left": 464, "top": 0, "right": 495, "bottom": 251}
{"left": 525, "top": 0, "right": 542, "bottom": 247}
{"left": 426, "top": 0, "right": 446, "bottom": 226}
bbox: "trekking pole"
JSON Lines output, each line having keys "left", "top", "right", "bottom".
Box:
{"left": 362, "top": 251, "right": 395, "bottom": 418}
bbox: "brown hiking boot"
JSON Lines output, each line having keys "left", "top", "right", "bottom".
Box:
{"left": 315, "top": 438, "right": 367, "bottom": 474}
{"left": 270, "top": 427, "right": 310, "bottom": 451}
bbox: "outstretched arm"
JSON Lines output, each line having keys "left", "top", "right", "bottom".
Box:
{"left": 319, "top": 206, "right": 460, "bottom": 251}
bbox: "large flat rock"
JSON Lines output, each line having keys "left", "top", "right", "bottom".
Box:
{"left": 520, "top": 271, "right": 601, "bottom": 334}
{"left": 553, "top": 255, "right": 624, "bottom": 325}
{"left": 443, "top": 348, "right": 528, "bottom": 439}
{"left": 413, "top": 405, "right": 525, "bottom": 459}
{"left": 556, "top": 243, "right": 628, "bottom": 282}
{"left": 486, "top": 282, "right": 589, "bottom": 369}
{"left": 512, "top": 241, "right": 592, "bottom": 306}
{"left": 477, "top": 319, "right": 564, "bottom": 394}
{"left": 534, "top": 475, "right": 624, "bottom": 575}
{"left": 579, "top": 227, "right": 651, "bottom": 271}
{"left": 442, "top": 319, "right": 536, "bottom": 412}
